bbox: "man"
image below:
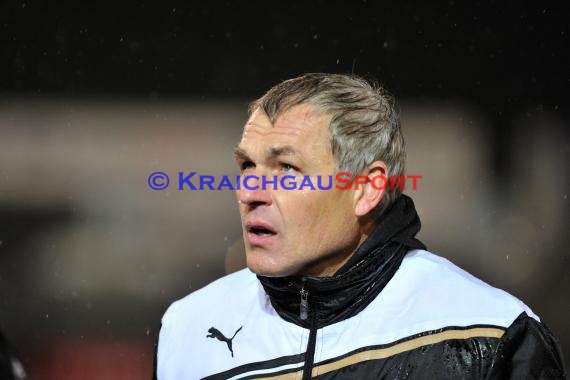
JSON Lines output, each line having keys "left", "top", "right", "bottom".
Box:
{"left": 156, "top": 73, "right": 565, "bottom": 379}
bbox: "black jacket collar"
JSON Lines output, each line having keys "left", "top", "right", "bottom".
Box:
{"left": 257, "top": 195, "right": 426, "bottom": 329}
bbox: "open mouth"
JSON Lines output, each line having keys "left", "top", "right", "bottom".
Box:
{"left": 246, "top": 224, "right": 277, "bottom": 237}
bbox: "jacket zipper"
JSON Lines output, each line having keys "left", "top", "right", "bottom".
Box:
{"left": 300, "top": 286, "right": 318, "bottom": 380}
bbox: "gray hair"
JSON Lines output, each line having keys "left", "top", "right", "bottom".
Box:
{"left": 249, "top": 73, "right": 406, "bottom": 217}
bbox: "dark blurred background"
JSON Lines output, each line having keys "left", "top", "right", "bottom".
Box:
{"left": 1, "top": 1, "right": 569, "bottom": 378}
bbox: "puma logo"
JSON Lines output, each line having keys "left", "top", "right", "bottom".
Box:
{"left": 206, "top": 326, "right": 243, "bottom": 357}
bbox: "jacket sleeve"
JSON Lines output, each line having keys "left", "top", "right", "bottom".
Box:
{"left": 486, "top": 312, "right": 566, "bottom": 379}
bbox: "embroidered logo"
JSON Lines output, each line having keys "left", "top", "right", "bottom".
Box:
{"left": 206, "top": 326, "right": 243, "bottom": 357}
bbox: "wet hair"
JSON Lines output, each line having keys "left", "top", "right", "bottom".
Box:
{"left": 249, "top": 73, "right": 406, "bottom": 217}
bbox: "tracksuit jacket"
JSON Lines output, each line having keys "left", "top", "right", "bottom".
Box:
{"left": 156, "top": 195, "right": 566, "bottom": 379}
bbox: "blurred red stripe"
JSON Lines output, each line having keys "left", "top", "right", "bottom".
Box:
{"left": 27, "top": 337, "right": 154, "bottom": 380}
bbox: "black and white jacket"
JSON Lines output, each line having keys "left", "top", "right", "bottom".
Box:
{"left": 156, "top": 196, "right": 565, "bottom": 379}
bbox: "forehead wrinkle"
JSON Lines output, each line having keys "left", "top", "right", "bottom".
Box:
{"left": 242, "top": 122, "right": 270, "bottom": 137}
{"left": 245, "top": 120, "right": 306, "bottom": 133}
{"left": 267, "top": 127, "right": 305, "bottom": 137}
{"left": 234, "top": 144, "right": 298, "bottom": 160}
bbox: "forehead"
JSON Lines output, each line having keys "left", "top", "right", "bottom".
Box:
{"left": 240, "top": 103, "right": 332, "bottom": 152}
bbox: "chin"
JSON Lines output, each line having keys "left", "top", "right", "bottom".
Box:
{"left": 245, "top": 252, "right": 295, "bottom": 277}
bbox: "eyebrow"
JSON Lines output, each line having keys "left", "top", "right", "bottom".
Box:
{"left": 233, "top": 145, "right": 299, "bottom": 160}
{"left": 233, "top": 146, "right": 249, "bottom": 160}
{"left": 268, "top": 146, "right": 297, "bottom": 158}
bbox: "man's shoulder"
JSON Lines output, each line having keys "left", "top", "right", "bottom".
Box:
{"left": 381, "top": 249, "right": 538, "bottom": 329}
{"left": 161, "top": 268, "right": 259, "bottom": 325}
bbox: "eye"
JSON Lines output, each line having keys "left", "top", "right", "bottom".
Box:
{"left": 240, "top": 161, "right": 255, "bottom": 171}
{"left": 281, "top": 163, "right": 297, "bottom": 173}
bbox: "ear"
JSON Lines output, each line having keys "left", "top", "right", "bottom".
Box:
{"left": 354, "top": 161, "right": 388, "bottom": 217}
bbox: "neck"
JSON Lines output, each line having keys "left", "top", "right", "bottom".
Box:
{"left": 296, "top": 220, "right": 375, "bottom": 277}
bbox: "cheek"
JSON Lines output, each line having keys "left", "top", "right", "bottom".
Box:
{"left": 320, "top": 191, "right": 357, "bottom": 232}
{"left": 276, "top": 191, "right": 315, "bottom": 226}
{"left": 280, "top": 190, "right": 354, "bottom": 236}
{"left": 236, "top": 200, "right": 246, "bottom": 219}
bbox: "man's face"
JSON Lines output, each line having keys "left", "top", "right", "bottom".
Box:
{"left": 235, "top": 103, "right": 362, "bottom": 277}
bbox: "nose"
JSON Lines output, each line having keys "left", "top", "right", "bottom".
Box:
{"left": 236, "top": 174, "right": 273, "bottom": 209}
